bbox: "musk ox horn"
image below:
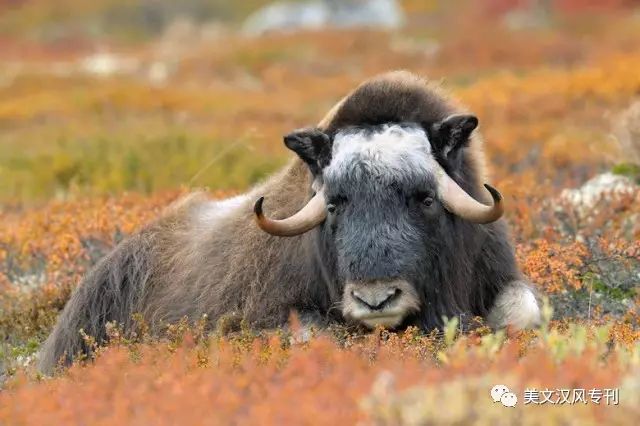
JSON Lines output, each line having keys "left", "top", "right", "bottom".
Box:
{"left": 254, "top": 191, "right": 328, "bottom": 236}
{"left": 436, "top": 166, "right": 504, "bottom": 224}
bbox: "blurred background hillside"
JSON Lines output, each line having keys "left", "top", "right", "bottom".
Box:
{"left": 1, "top": 0, "right": 639, "bottom": 204}
{"left": 1, "top": 0, "right": 636, "bottom": 41}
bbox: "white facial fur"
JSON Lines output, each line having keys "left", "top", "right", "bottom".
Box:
{"left": 324, "top": 124, "right": 437, "bottom": 185}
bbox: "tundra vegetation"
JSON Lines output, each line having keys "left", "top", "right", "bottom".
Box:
{"left": 0, "top": 1, "right": 639, "bottom": 424}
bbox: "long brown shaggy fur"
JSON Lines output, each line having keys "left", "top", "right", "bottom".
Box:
{"left": 38, "top": 71, "right": 492, "bottom": 373}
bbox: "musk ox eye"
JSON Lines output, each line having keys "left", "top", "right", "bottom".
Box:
{"left": 422, "top": 196, "right": 434, "bottom": 207}
{"left": 327, "top": 204, "right": 337, "bottom": 214}
{"left": 415, "top": 191, "right": 434, "bottom": 207}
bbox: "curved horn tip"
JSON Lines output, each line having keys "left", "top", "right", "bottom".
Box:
{"left": 483, "top": 184, "right": 502, "bottom": 203}
{"left": 253, "top": 196, "right": 265, "bottom": 217}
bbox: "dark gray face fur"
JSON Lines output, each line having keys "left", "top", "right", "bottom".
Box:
{"left": 324, "top": 124, "right": 437, "bottom": 280}
{"left": 318, "top": 124, "right": 445, "bottom": 328}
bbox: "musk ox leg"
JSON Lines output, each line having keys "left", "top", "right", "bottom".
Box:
{"left": 487, "top": 280, "right": 541, "bottom": 330}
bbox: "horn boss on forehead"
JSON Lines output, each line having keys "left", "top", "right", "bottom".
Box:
{"left": 253, "top": 124, "right": 504, "bottom": 237}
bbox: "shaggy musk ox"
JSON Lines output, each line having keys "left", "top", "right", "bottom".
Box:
{"left": 39, "top": 71, "right": 541, "bottom": 373}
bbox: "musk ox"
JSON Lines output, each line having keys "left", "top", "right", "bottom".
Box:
{"left": 38, "top": 71, "right": 540, "bottom": 373}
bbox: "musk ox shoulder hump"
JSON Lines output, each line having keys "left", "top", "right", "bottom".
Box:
{"left": 320, "top": 71, "right": 458, "bottom": 132}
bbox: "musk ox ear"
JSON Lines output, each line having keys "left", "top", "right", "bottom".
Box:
{"left": 429, "top": 114, "right": 478, "bottom": 169}
{"left": 284, "top": 128, "right": 333, "bottom": 176}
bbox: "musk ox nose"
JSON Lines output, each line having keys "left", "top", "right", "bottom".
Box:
{"left": 342, "top": 279, "right": 420, "bottom": 329}
{"left": 351, "top": 287, "right": 401, "bottom": 311}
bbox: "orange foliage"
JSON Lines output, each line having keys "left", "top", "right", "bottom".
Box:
{"left": 518, "top": 240, "right": 589, "bottom": 293}
{"left": 1, "top": 328, "right": 638, "bottom": 425}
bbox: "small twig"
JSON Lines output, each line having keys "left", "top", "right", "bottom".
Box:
{"left": 187, "top": 139, "right": 246, "bottom": 187}
{"left": 587, "top": 277, "right": 593, "bottom": 323}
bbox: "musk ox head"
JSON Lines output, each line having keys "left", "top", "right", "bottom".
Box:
{"left": 254, "top": 116, "right": 503, "bottom": 329}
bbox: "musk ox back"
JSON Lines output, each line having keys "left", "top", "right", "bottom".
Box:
{"left": 38, "top": 71, "right": 540, "bottom": 374}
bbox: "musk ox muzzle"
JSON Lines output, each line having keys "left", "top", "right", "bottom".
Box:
{"left": 341, "top": 279, "right": 420, "bottom": 329}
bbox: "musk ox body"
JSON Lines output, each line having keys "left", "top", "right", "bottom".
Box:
{"left": 39, "top": 71, "right": 540, "bottom": 373}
